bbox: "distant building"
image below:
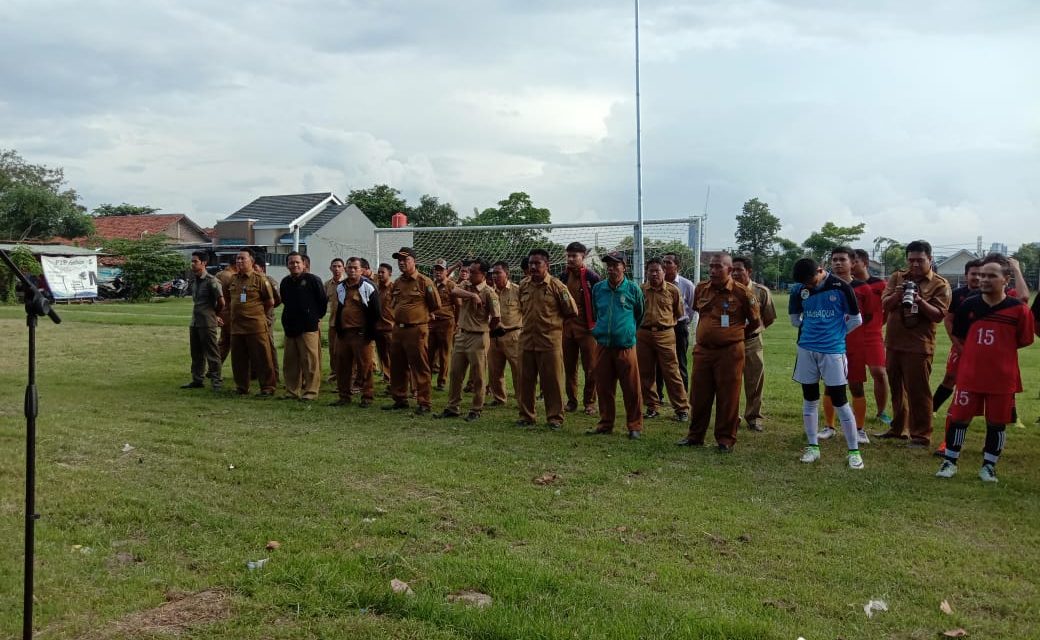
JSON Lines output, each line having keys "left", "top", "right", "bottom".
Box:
{"left": 934, "top": 249, "right": 978, "bottom": 288}
{"left": 989, "top": 242, "right": 1008, "bottom": 256}
{"left": 213, "top": 192, "right": 375, "bottom": 280}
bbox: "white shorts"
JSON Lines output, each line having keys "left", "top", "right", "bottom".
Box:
{"left": 792, "top": 346, "right": 848, "bottom": 387}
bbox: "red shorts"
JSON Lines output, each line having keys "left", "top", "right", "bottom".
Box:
{"left": 846, "top": 341, "right": 885, "bottom": 384}
{"left": 944, "top": 346, "right": 961, "bottom": 376}
{"left": 948, "top": 390, "right": 1014, "bottom": 424}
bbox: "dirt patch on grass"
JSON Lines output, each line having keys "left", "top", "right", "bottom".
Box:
{"left": 81, "top": 588, "right": 231, "bottom": 638}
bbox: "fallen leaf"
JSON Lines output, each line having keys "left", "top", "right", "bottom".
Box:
{"left": 863, "top": 599, "right": 888, "bottom": 618}
{"left": 446, "top": 590, "right": 492, "bottom": 608}
{"left": 390, "top": 579, "right": 414, "bottom": 596}
{"left": 737, "top": 533, "right": 752, "bottom": 543}
{"left": 616, "top": 526, "right": 629, "bottom": 533}
{"left": 533, "top": 472, "right": 559, "bottom": 485}
{"left": 943, "top": 629, "right": 968, "bottom": 638}
{"left": 940, "top": 599, "right": 953, "bottom": 615}
{"left": 265, "top": 540, "right": 281, "bottom": 551}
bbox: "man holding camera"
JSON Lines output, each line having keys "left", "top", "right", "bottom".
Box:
{"left": 876, "top": 240, "right": 951, "bottom": 447}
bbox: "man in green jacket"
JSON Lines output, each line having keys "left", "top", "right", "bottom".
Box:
{"left": 587, "top": 252, "right": 645, "bottom": 439}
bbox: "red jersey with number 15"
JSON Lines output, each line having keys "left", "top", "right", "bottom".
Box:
{"left": 850, "top": 277, "right": 884, "bottom": 347}
{"left": 952, "top": 296, "right": 1034, "bottom": 394}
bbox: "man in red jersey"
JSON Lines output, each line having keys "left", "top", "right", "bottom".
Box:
{"left": 935, "top": 258, "right": 1035, "bottom": 483}
{"left": 851, "top": 249, "right": 891, "bottom": 426}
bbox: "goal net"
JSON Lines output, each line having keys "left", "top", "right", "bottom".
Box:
{"left": 374, "top": 218, "right": 702, "bottom": 282}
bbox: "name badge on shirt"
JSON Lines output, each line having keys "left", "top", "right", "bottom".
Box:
{"left": 721, "top": 314, "right": 730, "bottom": 328}
{"left": 240, "top": 292, "right": 247, "bottom": 303}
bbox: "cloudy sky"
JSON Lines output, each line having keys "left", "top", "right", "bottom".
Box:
{"left": 2, "top": 0, "right": 1037, "bottom": 252}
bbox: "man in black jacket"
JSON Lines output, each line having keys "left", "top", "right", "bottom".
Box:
{"left": 331, "top": 256, "right": 382, "bottom": 407}
{"left": 279, "top": 251, "right": 327, "bottom": 401}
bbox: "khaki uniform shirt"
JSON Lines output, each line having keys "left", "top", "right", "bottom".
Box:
{"left": 640, "top": 281, "right": 682, "bottom": 328}
{"left": 324, "top": 276, "right": 343, "bottom": 326}
{"left": 265, "top": 274, "right": 281, "bottom": 327}
{"left": 190, "top": 272, "right": 223, "bottom": 328}
{"left": 565, "top": 269, "right": 592, "bottom": 326}
{"left": 519, "top": 275, "right": 578, "bottom": 351}
{"left": 216, "top": 268, "right": 236, "bottom": 319}
{"left": 376, "top": 280, "right": 395, "bottom": 331}
{"left": 432, "top": 279, "right": 457, "bottom": 322}
{"left": 338, "top": 280, "right": 368, "bottom": 330}
{"left": 882, "top": 269, "right": 951, "bottom": 355}
{"left": 226, "top": 270, "right": 274, "bottom": 335}
{"left": 495, "top": 281, "right": 523, "bottom": 330}
{"left": 693, "top": 278, "right": 760, "bottom": 349}
{"left": 456, "top": 281, "right": 501, "bottom": 333}
{"left": 747, "top": 281, "right": 776, "bottom": 337}
{"left": 391, "top": 271, "right": 441, "bottom": 325}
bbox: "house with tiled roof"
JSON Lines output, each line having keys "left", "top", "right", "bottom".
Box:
{"left": 63, "top": 213, "right": 210, "bottom": 247}
{"left": 213, "top": 192, "right": 376, "bottom": 279}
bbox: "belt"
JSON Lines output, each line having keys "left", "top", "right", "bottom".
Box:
{"left": 640, "top": 325, "right": 674, "bottom": 332}
{"left": 500, "top": 326, "right": 521, "bottom": 333}
{"left": 395, "top": 322, "right": 426, "bottom": 329}
{"left": 339, "top": 328, "right": 365, "bottom": 335}
{"left": 462, "top": 329, "right": 488, "bottom": 334}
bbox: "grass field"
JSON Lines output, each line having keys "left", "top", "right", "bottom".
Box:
{"left": 1, "top": 297, "right": 1038, "bottom": 639}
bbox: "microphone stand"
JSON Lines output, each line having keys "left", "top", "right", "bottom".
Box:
{"left": 0, "top": 249, "right": 62, "bottom": 640}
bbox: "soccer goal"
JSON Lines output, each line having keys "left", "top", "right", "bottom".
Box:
{"left": 373, "top": 217, "right": 704, "bottom": 283}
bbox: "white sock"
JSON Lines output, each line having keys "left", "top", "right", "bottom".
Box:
{"left": 836, "top": 402, "right": 858, "bottom": 450}
{"left": 803, "top": 400, "right": 820, "bottom": 446}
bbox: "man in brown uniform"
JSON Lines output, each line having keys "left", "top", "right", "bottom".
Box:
{"left": 256, "top": 258, "right": 282, "bottom": 385}
{"left": 731, "top": 256, "right": 777, "bottom": 431}
{"left": 324, "top": 258, "right": 346, "bottom": 381}
{"left": 183, "top": 250, "right": 224, "bottom": 391}
{"left": 487, "top": 260, "right": 522, "bottom": 406}
{"left": 435, "top": 259, "right": 501, "bottom": 421}
{"left": 429, "top": 259, "right": 457, "bottom": 391}
{"left": 678, "top": 252, "right": 761, "bottom": 452}
{"left": 226, "top": 248, "right": 277, "bottom": 396}
{"left": 561, "top": 242, "right": 600, "bottom": 414}
{"left": 517, "top": 248, "right": 578, "bottom": 429}
{"left": 331, "top": 257, "right": 381, "bottom": 407}
{"left": 374, "top": 263, "right": 395, "bottom": 383}
{"left": 215, "top": 262, "right": 237, "bottom": 362}
{"left": 384, "top": 247, "right": 441, "bottom": 414}
{"left": 638, "top": 258, "right": 689, "bottom": 422}
{"left": 877, "top": 240, "right": 951, "bottom": 447}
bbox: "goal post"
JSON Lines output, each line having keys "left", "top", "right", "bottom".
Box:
{"left": 373, "top": 217, "right": 703, "bottom": 283}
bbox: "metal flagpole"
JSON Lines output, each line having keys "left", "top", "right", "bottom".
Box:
{"left": 634, "top": 0, "right": 645, "bottom": 282}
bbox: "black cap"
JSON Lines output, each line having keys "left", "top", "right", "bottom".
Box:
{"left": 392, "top": 247, "right": 415, "bottom": 260}
{"left": 603, "top": 251, "right": 627, "bottom": 265}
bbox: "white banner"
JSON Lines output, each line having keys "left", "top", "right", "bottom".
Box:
{"left": 41, "top": 255, "right": 99, "bottom": 299}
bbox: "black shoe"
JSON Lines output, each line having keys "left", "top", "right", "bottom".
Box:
{"left": 488, "top": 399, "right": 506, "bottom": 407}
{"left": 329, "top": 399, "right": 351, "bottom": 407}
{"left": 180, "top": 381, "right": 204, "bottom": 389}
{"left": 875, "top": 430, "right": 908, "bottom": 439}
{"left": 716, "top": 444, "right": 733, "bottom": 453}
{"left": 382, "top": 402, "right": 409, "bottom": 411}
{"left": 256, "top": 391, "right": 274, "bottom": 398}
{"left": 435, "top": 384, "right": 445, "bottom": 392}
{"left": 547, "top": 421, "right": 563, "bottom": 431}
{"left": 464, "top": 411, "right": 481, "bottom": 422}
{"left": 675, "top": 437, "right": 703, "bottom": 447}
{"left": 907, "top": 440, "right": 929, "bottom": 449}
{"left": 674, "top": 411, "right": 689, "bottom": 422}
{"left": 434, "top": 410, "right": 461, "bottom": 419}
{"left": 644, "top": 409, "right": 660, "bottom": 419}
{"left": 628, "top": 430, "right": 641, "bottom": 440}
{"left": 746, "top": 421, "right": 764, "bottom": 432}
{"left": 584, "top": 428, "right": 612, "bottom": 436}
{"left": 564, "top": 401, "right": 578, "bottom": 413}
{"left": 414, "top": 406, "right": 431, "bottom": 416}
{"left": 515, "top": 419, "right": 535, "bottom": 428}
{"left": 358, "top": 400, "right": 372, "bottom": 409}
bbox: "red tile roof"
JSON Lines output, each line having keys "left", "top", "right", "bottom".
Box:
{"left": 91, "top": 214, "right": 187, "bottom": 240}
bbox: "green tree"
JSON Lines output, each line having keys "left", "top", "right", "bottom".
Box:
{"left": 348, "top": 185, "right": 410, "bottom": 228}
{"left": 0, "top": 244, "right": 42, "bottom": 303}
{"left": 735, "top": 197, "right": 782, "bottom": 266}
{"left": 93, "top": 203, "right": 160, "bottom": 217}
{"left": 410, "top": 194, "right": 459, "bottom": 227}
{"left": 0, "top": 148, "right": 78, "bottom": 202}
{"left": 466, "top": 192, "right": 551, "bottom": 227}
{"left": 0, "top": 184, "right": 94, "bottom": 240}
{"left": 880, "top": 242, "right": 907, "bottom": 275}
{"left": 103, "top": 235, "right": 187, "bottom": 301}
{"left": 1012, "top": 242, "right": 1039, "bottom": 288}
{"left": 757, "top": 238, "right": 806, "bottom": 289}
{"left": 802, "top": 221, "right": 867, "bottom": 261}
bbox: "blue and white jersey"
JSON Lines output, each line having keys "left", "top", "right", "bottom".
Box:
{"left": 789, "top": 273, "right": 860, "bottom": 354}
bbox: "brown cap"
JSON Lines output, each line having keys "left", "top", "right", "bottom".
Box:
{"left": 603, "top": 251, "right": 627, "bottom": 265}
{"left": 433, "top": 258, "right": 448, "bottom": 269}
{"left": 392, "top": 247, "right": 415, "bottom": 260}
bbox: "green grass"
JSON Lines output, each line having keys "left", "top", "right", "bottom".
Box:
{"left": 1, "top": 297, "right": 1038, "bottom": 639}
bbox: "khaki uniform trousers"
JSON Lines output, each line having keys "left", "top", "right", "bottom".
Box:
{"left": 563, "top": 320, "right": 597, "bottom": 409}
{"left": 686, "top": 342, "right": 745, "bottom": 448}
{"left": 741, "top": 333, "right": 766, "bottom": 426}
{"left": 374, "top": 330, "right": 392, "bottom": 380}
{"left": 593, "top": 344, "right": 643, "bottom": 432}
{"left": 218, "top": 312, "right": 231, "bottom": 363}
{"left": 488, "top": 329, "right": 522, "bottom": 403}
{"left": 886, "top": 348, "right": 935, "bottom": 445}
{"left": 429, "top": 319, "right": 455, "bottom": 387}
{"left": 637, "top": 328, "right": 689, "bottom": 413}
{"left": 283, "top": 331, "right": 322, "bottom": 400}
{"left": 326, "top": 325, "right": 337, "bottom": 379}
{"left": 336, "top": 331, "right": 374, "bottom": 402}
{"left": 391, "top": 324, "right": 432, "bottom": 408}
{"left": 231, "top": 331, "right": 276, "bottom": 394}
{"left": 446, "top": 331, "right": 490, "bottom": 413}
{"left": 518, "top": 347, "right": 565, "bottom": 425}
{"left": 266, "top": 324, "right": 280, "bottom": 384}
{"left": 189, "top": 325, "right": 222, "bottom": 387}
